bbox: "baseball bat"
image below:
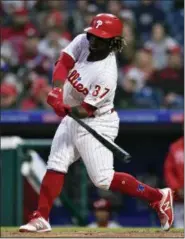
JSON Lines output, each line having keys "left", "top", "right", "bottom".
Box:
{"left": 68, "top": 112, "right": 131, "bottom": 163}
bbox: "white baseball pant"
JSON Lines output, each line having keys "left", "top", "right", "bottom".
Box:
{"left": 47, "top": 112, "right": 119, "bottom": 190}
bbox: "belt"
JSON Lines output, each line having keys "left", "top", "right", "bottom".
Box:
{"left": 90, "top": 108, "right": 115, "bottom": 118}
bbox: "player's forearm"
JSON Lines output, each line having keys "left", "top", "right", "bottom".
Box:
{"left": 71, "top": 106, "right": 89, "bottom": 118}
{"left": 70, "top": 102, "right": 97, "bottom": 118}
{"left": 52, "top": 80, "right": 64, "bottom": 89}
{"left": 52, "top": 62, "right": 68, "bottom": 87}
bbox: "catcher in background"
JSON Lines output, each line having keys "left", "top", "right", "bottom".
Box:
{"left": 88, "top": 198, "right": 120, "bottom": 228}
{"left": 164, "top": 136, "right": 184, "bottom": 228}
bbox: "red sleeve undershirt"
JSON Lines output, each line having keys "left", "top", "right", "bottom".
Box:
{"left": 52, "top": 52, "right": 96, "bottom": 116}
{"left": 52, "top": 52, "right": 75, "bottom": 83}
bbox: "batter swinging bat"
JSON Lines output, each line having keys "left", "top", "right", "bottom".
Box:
{"left": 69, "top": 112, "right": 131, "bottom": 163}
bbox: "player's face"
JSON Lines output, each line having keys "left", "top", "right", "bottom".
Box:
{"left": 87, "top": 33, "right": 110, "bottom": 53}
{"left": 95, "top": 210, "right": 110, "bottom": 223}
{"left": 168, "top": 53, "right": 182, "bottom": 68}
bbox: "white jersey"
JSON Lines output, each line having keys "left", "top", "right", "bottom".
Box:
{"left": 62, "top": 33, "right": 118, "bottom": 116}
{"left": 88, "top": 221, "right": 120, "bottom": 228}
{"left": 47, "top": 33, "right": 120, "bottom": 192}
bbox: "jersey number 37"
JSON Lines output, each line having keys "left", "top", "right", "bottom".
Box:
{"left": 92, "top": 85, "right": 110, "bottom": 99}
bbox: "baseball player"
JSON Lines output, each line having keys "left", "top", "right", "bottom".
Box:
{"left": 88, "top": 198, "right": 120, "bottom": 228}
{"left": 19, "top": 13, "right": 174, "bottom": 232}
{"left": 164, "top": 136, "right": 184, "bottom": 228}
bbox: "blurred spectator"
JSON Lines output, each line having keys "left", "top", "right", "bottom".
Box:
{"left": 157, "top": 0, "right": 174, "bottom": 13}
{"left": 134, "top": 0, "right": 166, "bottom": 42}
{"left": 1, "top": 0, "right": 37, "bottom": 29}
{"left": 144, "top": 23, "right": 180, "bottom": 70}
{"left": 148, "top": 47, "right": 184, "bottom": 109}
{"left": 164, "top": 136, "right": 184, "bottom": 228}
{"left": 1, "top": 0, "right": 37, "bottom": 13}
{"left": 1, "top": 7, "right": 37, "bottom": 42}
{"left": 121, "top": 49, "right": 153, "bottom": 93}
{"left": 166, "top": 0, "right": 184, "bottom": 47}
{"left": 0, "top": 82, "right": 18, "bottom": 109}
{"left": 68, "top": 0, "right": 98, "bottom": 37}
{"left": 68, "top": 0, "right": 88, "bottom": 36}
{"left": 107, "top": 0, "right": 134, "bottom": 25}
{"left": 1, "top": 69, "right": 23, "bottom": 109}
{"left": 0, "top": 1, "right": 12, "bottom": 26}
{"left": 88, "top": 198, "right": 120, "bottom": 228}
{"left": 0, "top": 0, "right": 184, "bottom": 110}
{"left": 1, "top": 7, "right": 38, "bottom": 73}
{"left": 117, "top": 22, "right": 138, "bottom": 67}
{"left": 16, "top": 68, "right": 39, "bottom": 102}
{"left": 2, "top": 71, "right": 22, "bottom": 91}
{"left": 18, "top": 33, "right": 40, "bottom": 65}
{"left": 47, "top": 0, "right": 65, "bottom": 11}
{"left": 32, "top": 0, "right": 66, "bottom": 12}
{"left": 123, "top": 0, "right": 139, "bottom": 8}
{"left": 1, "top": 0, "right": 24, "bottom": 14}
{"left": 14, "top": 33, "right": 52, "bottom": 77}
{"left": 1, "top": 58, "right": 10, "bottom": 79}
{"left": 116, "top": 49, "right": 163, "bottom": 108}
{"left": 84, "top": 9, "right": 98, "bottom": 28}
{"left": 38, "top": 27, "right": 70, "bottom": 62}
{"left": 120, "top": 10, "right": 135, "bottom": 27}
{"left": 20, "top": 77, "right": 51, "bottom": 110}
{"left": 90, "top": 0, "right": 107, "bottom": 12}
{"left": 38, "top": 11, "right": 71, "bottom": 41}
{"left": 1, "top": 41, "right": 18, "bottom": 69}
{"left": 107, "top": 0, "right": 122, "bottom": 17}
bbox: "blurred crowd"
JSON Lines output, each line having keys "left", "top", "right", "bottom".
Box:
{"left": 1, "top": 0, "right": 184, "bottom": 110}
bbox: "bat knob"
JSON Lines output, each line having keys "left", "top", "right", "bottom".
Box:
{"left": 124, "top": 154, "right": 131, "bottom": 163}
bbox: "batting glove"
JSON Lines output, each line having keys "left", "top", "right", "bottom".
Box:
{"left": 47, "top": 87, "right": 71, "bottom": 117}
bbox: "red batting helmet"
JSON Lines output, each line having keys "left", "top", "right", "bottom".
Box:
{"left": 84, "top": 13, "right": 123, "bottom": 39}
{"left": 93, "top": 199, "right": 111, "bottom": 211}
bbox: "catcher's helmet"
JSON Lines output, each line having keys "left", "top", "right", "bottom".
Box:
{"left": 84, "top": 13, "right": 123, "bottom": 39}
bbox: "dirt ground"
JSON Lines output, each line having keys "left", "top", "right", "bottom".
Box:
{"left": 1, "top": 227, "right": 184, "bottom": 238}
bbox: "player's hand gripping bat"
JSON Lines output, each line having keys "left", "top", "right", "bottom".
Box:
{"left": 68, "top": 112, "right": 131, "bottom": 163}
